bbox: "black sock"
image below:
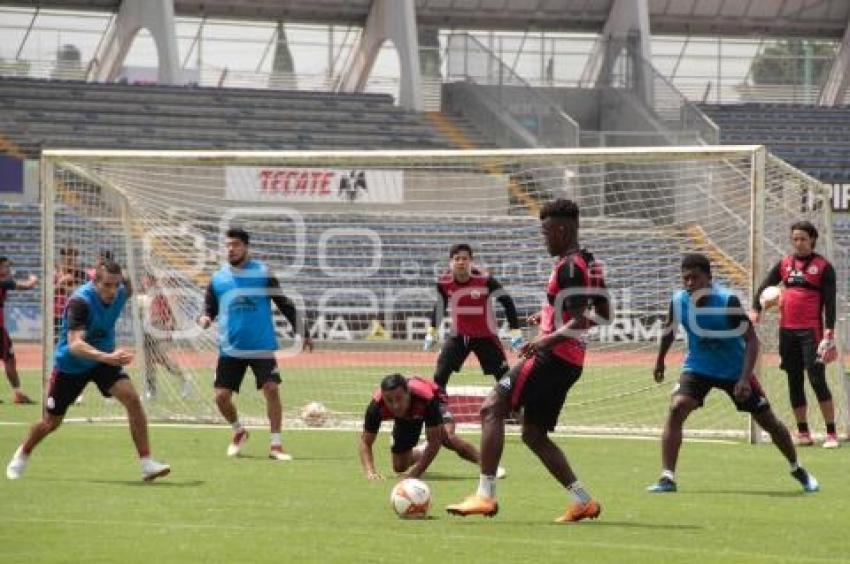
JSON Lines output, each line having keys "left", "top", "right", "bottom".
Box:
{"left": 797, "top": 422, "right": 809, "bottom": 434}
{"left": 791, "top": 467, "right": 807, "bottom": 482}
{"left": 826, "top": 422, "right": 836, "bottom": 435}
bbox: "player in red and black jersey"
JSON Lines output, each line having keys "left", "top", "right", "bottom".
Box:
{"left": 139, "top": 272, "right": 191, "bottom": 401}
{"left": 447, "top": 199, "right": 611, "bottom": 523}
{"left": 0, "top": 257, "right": 38, "bottom": 404}
{"left": 53, "top": 247, "right": 86, "bottom": 336}
{"left": 359, "top": 373, "right": 505, "bottom": 480}
{"left": 751, "top": 221, "right": 839, "bottom": 448}
{"left": 424, "top": 244, "right": 522, "bottom": 390}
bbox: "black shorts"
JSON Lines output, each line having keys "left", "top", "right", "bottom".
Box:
{"left": 779, "top": 328, "right": 820, "bottom": 374}
{"left": 497, "top": 351, "right": 582, "bottom": 432}
{"left": 390, "top": 403, "right": 451, "bottom": 454}
{"left": 46, "top": 365, "right": 129, "bottom": 416}
{"left": 214, "top": 356, "right": 281, "bottom": 393}
{"left": 674, "top": 372, "right": 770, "bottom": 414}
{"left": 0, "top": 326, "right": 14, "bottom": 361}
{"left": 437, "top": 335, "right": 509, "bottom": 377}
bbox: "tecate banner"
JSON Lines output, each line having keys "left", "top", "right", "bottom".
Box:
{"left": 225, "top": 167, "right": 404, "bottom": 204}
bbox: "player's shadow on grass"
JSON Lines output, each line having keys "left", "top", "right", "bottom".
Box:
{"left": 450, "top": 520, "right": 701, "bottom": 530}
{"left": 87, "top": 479, "right": 206, "bottom": 488}
{"left": 419, "top": 473, "right": 470, "bottom": 482}
{"left": 231, "top": 454, "right": 347, "bottom": 462}
{"left": 686, "top": 489, "right": 802, "bottom": 498}
{"left": 573, "top": 521, "right": 702, "bottom": 531}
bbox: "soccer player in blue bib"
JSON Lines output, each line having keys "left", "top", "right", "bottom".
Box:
{"left": 199, "top": 228, "right": 312, "bottom": 461}
{"left": 6, "top": 261, "right": 170, "bottom": 481}
{"left": 647, "top": 254, "right": 818, "bottom": 494}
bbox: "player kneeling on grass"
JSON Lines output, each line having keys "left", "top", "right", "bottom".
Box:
{"left": 359, "top": 374, "right": 505, "bottom": 480}
{"left": 647, "top": 253, "right": 818, "bottom": 494}
{"left": 6, "top": 262, "right": 170, "bottom": 482}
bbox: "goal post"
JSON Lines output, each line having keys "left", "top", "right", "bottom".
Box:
{"left": 39, "top": 146, "right": 846, "bottom": 437}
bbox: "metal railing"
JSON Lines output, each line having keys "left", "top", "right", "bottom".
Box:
{"left": 605, "top": 42, "right": 719, "bottom": 144}
{"left": 444, "top": 32, "right": 579, "bottom": 148}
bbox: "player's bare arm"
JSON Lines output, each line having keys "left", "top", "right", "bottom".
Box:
{"left": 733, "top": 320, "right": 760, "bottom": 403}
{"left": 654, "top": 302, "right": 676, "bottom": 383}
{"left": 16, "top": 274, "right": 38, "bottom": 290}
{"left": 358, "top": 431, "right": 383, "bottom": 480}
{"left": 68, "top": 328, "right": 134, "bottom": 366}
{"left": 404, "top": 424, "right": 442, "bottom": 479}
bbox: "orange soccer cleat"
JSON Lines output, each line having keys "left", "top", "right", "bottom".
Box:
{"left": 555, "top": 500, "right": 602, "bottom": 523}
{"left": 446, "top": 495, "right": 499, "bottom": 518}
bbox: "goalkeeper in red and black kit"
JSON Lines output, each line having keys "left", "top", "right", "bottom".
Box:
{"left": 750, "top": 221, "right": 840, "bottom": 448}
{"left": 424, "top": 243, "right": 523, "bottom": 391}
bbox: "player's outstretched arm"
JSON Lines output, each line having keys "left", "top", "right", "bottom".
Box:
{"left": 16, "top": 274, "right": 38, "bottom": 290}
{"left": 752, "top": 262, "right": 782, "bottom": 314}
{"left": 359, "top": 431, "right": 383, "bottom": 480}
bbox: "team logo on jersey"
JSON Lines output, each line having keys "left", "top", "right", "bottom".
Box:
{"left": 807, "top": 265, "right": 819, "bottom": 275}
{"left": 471, "top": 290, "right": 481, "bottom": 300}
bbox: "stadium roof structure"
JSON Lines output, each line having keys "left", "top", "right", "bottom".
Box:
{"left": 4, "top": 0, "right": 850, "bottom": 36}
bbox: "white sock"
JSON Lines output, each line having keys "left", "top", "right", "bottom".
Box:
{"left": 476, "top": 474, "right": 497, "bottom": 499}
{"left": 790, "top": 461, "right": 800, "bottom": 472}
{"left": 270, "top": 433, "right": 282, "bottom": 447}
{"left": 661, "top": 469, "right": 675, "bottom": 481}
{"left": 140, "top": 456, "right": 151, "bottom": 466}
{"left": 567, "top": 480, "right": 592, "bottom": 504}
{"left": 231, "top": 421, "right": 244, "bottom": 433}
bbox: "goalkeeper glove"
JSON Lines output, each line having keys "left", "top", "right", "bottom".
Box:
{"left": 816, "top": 330, "right": 837, "bottom": 364}
{"left": 423, "top": 327, "right": 437, "bottom": 351}
{"left": 509, "top": 329, "right": 525, "bottom": 352}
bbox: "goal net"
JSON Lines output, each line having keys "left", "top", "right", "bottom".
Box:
{"left": 40, "top": 146, "right": 848, "bottom": 438}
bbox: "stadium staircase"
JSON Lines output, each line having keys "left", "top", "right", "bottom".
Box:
{"left": 425, "top": 111, "right": 541, "bottom": 216}
{"left": 681, "top": 223, "right": 748, "bottom": 288}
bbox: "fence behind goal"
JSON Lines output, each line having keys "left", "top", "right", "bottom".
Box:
{"left": 40, "top": 146, "right": 848, "bottom": 438}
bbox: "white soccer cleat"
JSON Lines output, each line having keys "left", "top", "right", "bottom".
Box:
{"left": 496, "top": 466, "right": 508, "bottom": 479}
{"left": 227, "top": 429, "right": 249, "bottom": 457}
{"left": 268, "top": 445, "right": 293, "bottom": 461}
{"left": 822, "top": 434, "right": 840, "bottom": 449}
{"left": 6, "top": 446, "right": 28, "bottom": 480}
{"left": 141, "top": 458, "right": 171, "bottom": 482}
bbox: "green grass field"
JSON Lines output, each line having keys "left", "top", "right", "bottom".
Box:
{"left": 11, "top": 358, "right": 845, "bottom": 438}
{"left": 2, "top": 396, "right": 850, "bottom": 563}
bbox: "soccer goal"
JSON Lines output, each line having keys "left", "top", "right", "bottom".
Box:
{"left": 39, "top": 146, "right": 848, "bottom": 438}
